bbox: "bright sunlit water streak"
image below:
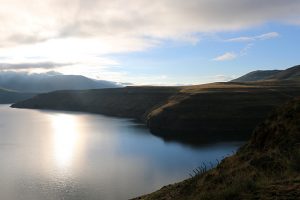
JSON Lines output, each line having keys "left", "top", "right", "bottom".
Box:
{"left": 51, "top": 114, "right": 80, "bottom": 169}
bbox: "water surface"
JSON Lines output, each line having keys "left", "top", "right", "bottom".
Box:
{"left": 0, "top": 105, "right": 241, "bottom": 199}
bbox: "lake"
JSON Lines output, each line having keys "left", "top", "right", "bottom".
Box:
{"left": 0, "top": 105, "right": 241, "bottom": 200}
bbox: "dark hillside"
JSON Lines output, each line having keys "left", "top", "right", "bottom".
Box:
{"left": 135, "top": 98, "right": 300, "bottom": 200}
{"left": 146, "top": 82, "right": 300, "bottom": 143}
{"left": 12, "top": 86, "right": 180, "bottom": 121}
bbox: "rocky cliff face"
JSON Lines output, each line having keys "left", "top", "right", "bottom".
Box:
{"left": 135, "top": 98, "right": 300, "bottom": 200}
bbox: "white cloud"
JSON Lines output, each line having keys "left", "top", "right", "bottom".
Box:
{"left": 213, "top": 43, "right": 254, "bottom": 62}
{"left": 213, "top": 52, "right": 237, "bottom": 61}
{"left": 0, "top": 1, "right": 299, "bottom": 48}
{"left": 226, "top": 32, "right": 279, "bottom": 42}
{"left": 240, "top": 43, "right": 254, "bottom": 56}
{"left": 256, "top": 32, "right": 279, "bottom": 40}
{"left": 213, "top": 75, "right": 237, "bottom": 82}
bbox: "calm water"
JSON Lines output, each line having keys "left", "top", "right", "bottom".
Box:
{"left": 0, "top": 105, "right": 241, "bottom": 200}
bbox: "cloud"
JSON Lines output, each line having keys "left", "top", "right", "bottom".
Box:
{"left": 0, "top": 62, "right": 73, "bottom": 70}
{"left": 226, "top": 32, "right": 279, "bottom": 42}
{"left": 240, "top": 43, "right": 254, "bottom": 56}
{"left": 214, "top": 43, "right": 254, "bottom": 62}
{"left": 256, "top": 32, "right": 280, "bottom": 40}
{"left": 213, "top": 75, "right": 237, "bottom": 82}
{"left": 0, "top": 1, "right": 299, "bottom": 48}
{"left": 216, "top": 32, "right": 278, "bottom": 62}
{"left": 213, "top": 52, "right": 237, "bottom": 61}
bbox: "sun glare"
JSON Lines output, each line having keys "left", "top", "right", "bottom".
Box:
{"left": 50, "top": 113, "right": 81, "bottom": 169}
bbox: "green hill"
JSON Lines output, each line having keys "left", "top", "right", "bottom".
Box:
{"left": 135, "top": 98, "right": 300, "bottom": 199}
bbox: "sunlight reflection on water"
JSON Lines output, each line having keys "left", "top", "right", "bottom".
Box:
{"left": 0, "top": 105, "right": 242, "bottom": 200}
{"left": 51, "top": 114, "right": 81, "bottom": 169}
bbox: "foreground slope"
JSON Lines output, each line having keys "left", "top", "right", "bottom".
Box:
{"left": 135, "top": 98, "right": 300, "bottom": 200}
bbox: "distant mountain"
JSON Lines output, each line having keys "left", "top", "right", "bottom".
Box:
{"left": 268, "top": 65, "right": 300, "bottom": 80}
{"left": 0, "top": 87, "right": 35, "bottom": 104}
{"left": 231, "top": 70, "right": 280, "bottom": 82}
{"left": 0, "top": 71, "right": 121, "bottom": 93}
{"left": 231, "top": 65, "right": 300, "bottom": 82}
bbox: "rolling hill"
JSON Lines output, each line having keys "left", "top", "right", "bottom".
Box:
{"left": 231, "top": 65, "right": 300, "bottom": 82}
{"left": 230, "top": 70, "right": 280, "bottom": 82}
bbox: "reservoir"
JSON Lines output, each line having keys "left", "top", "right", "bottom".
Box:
{"left": 0, "top": 105, "right": 241, "bottom": 199}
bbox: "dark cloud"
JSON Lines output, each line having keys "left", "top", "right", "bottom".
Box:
{"left": 0, "top": 62, "right": 73, "bottom": 70}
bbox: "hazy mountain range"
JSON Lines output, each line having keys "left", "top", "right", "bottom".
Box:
{"left": 0, "top": 71, "right": 120, "bottom": 93}
{"left": 0, "top": 71, "right": 121, "bottom": 103}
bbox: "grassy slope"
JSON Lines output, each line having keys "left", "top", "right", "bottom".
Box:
{"left": 0, "top": 87, "right": 35, "bottom": 104}
{"left": 135, "top": 98, "right": 300, "bottom": 200}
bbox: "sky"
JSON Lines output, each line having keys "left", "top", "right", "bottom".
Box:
{"left": 0, "top": 0, "right": 300, "bottom": 85}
